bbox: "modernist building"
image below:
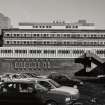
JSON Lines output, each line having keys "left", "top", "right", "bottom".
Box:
{"left": 0, "top": 13, "right": 12, "bottom": 49}
{"left": 0, "top": 13, "right": 12, "bottom": 31}
{"left": 0, "top": 20, "right": 105, "bottom": 72}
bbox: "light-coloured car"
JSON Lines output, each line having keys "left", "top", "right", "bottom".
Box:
{"left": 19, "top": 77, "right": 80, "bottom": 101}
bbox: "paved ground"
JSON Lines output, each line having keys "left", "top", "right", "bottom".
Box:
{"left": 77, "top": 82, "right": 105, "bottom": 105}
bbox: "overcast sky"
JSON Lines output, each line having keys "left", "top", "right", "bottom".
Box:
{"left": 0, "top": 0, "right": 105, "bottom": 28}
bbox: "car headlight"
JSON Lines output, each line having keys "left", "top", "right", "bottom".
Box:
{"left": 80, "top": 81, "right": 84, "bottom": 85}
{"left": 65, "top": 97, "right": 71, "bottom": 102}
{"left": 73, "top": 85, "right": 78, "bottom": 89}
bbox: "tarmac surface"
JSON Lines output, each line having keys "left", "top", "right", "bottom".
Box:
{"left": 78, "top": 82, "right": 105, "bottom": 105}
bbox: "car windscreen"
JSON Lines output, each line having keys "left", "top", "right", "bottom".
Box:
{"left": 49, "top": 79, "right": 61, "bottom": 88}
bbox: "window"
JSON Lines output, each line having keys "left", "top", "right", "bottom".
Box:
{"left": 2, "top": 83, "right": 18, "bottom": 93}
{"left": 58, "top": 50, "right": 70, "bottom": 54}
{"left": 46, "top": 41, "right": 50, "bottom": 44}
{"left": 44, "top": 34, "right": 47, "bottom": 37}
{"left": 17, "top": 41, "right": 19, "bottom": 44}
{"left": 15, "top": 50, "right": 27, "bottom": 54}
{"left": 23, "top": 41, "right": 26, "bottom": 44}
{"left": 42, "top": 26, "right": 45, "bottom": 28}
{"left": 7, "top": 41, "right": 9, "bottom": 44}
{"left": 1, "top": 50, "right": 13, "bottom": 53}
{"left": 66, "top": 26, "right": 71, "bottom": 28}
{"left": 67, "top": 34, "right": 71, "bottom": 38}
{"left": 75, "top": 25, "right": 78, "bottom": 28}
{"left": 73, "top": 50, "right": 84, "bottom": 54}
{"left": 38, "top": 81, "right": 53, "bottom": 89}
{"left": 44, "top": 41, "right": 46, "bottom": 44}
{"left": 49, "top": 26, "right": 51, "bottom": 28}
{"left": 5, "top": 34, "right": 10, "bottom": 37}
{"left": 14, "top": 41, "right": 16, "bottom": 44}
{"left": 19, "top": 83, "right": 34, "bottom": 93}
{"left": 44, "top": 50, "right": 56, "bottom": 54}
{"left": 27, "top": 41, "right": 30, "bottom": 44}
{"left": 46, "top": 26, "right": 49, "bottom": 28}
{"left": 29, "top": 50, "right": 41, "bottom": 54}
{"left": 97, "top": 50, "right": 105, "bottom": 54}
{"left": 33, "top": 26, "right": 38, "bottom": 28}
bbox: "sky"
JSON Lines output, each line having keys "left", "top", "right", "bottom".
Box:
{"left": 0, "top": 0, "right": 105, "bottom": 28}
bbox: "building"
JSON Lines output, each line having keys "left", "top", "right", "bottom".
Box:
{"left": 0, "top": 13, "right": 12, "bottom": 31}
{"left": 0, "top": 13, "right": 12, "bottom": 47}
{"left": 0, "top": 20, "right": 105, "bottom": 73}
{"left": 19, "top": 20, "right": 95, "bottom": 30}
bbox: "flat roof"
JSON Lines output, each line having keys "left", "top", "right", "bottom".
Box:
{"left": 2, "top": 28, "right": 105, "bottom": 33}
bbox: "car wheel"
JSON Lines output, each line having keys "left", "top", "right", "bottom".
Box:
{"left": 46, "top": 101, "right": 57, "bottom": 105}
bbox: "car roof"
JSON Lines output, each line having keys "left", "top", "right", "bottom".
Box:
{"left": 21, "top": 77, "right": 51, "bottom": 81}
{"left": 1, "top": 80, "right": 35, "bottom": 84}
{"left": 1, "top": 77, "right": 52, "bottom": 83}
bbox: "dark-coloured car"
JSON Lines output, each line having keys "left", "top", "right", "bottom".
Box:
{"left": 74, "top": 75, "right": 105, "bottom": 84}
{"left": 0, "top": 79, "right": 80, "bottom": 105}
{"left": 20, "top": 72, "right": 37, "bottom": 78}
{"left": 38, "top": 73, "right": 84, "bottom": 87}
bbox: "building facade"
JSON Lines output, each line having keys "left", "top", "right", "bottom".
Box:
{"left": 0, "top": 13, "right": 12, "bottom": 31}
{"left": 0, "top": 20, "right": 105, "bottom": 73}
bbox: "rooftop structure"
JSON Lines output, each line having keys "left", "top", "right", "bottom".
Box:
{"left": 19, "top": 20, "right": 95, "bottom": 30}
{"left": 0, "top": 13, "right": 12, "bottom": 29}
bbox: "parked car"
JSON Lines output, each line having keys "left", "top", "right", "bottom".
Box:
{"left": 0, "top": 73, "right": 23, "bottom": 82}
{"left": 20, "top": 72, "right": 37, "bottom": 78}
{"left": 0, "top": 72, "right": 37, "bottom": 82}
{"left": 0, "top": 73, "right": 14, "bottom": 82}
{"left": 74, "top": 75, "right": 105, "bottom": 84}
{"left": 0, "top": 79, "right": 81, "bottom": 105}
{"left": 37, "top": 72, "right": 84, "bottom": 87}
{"left": 95, "top": 75, "right": 105, "bottom": 83}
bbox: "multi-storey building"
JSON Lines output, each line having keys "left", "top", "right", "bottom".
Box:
{"left": 0, "top": 20, "right": 105, "bottom": 73}
{"left": 0, "top": 13, "right": 12, "bottom": 30}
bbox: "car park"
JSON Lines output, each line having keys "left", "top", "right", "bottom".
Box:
{"left": 0, "top": 79, "right": 80, "bottom": 105}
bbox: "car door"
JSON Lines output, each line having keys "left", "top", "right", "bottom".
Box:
{"left": 0, "top": 82, "right": 19, "bottom": 103}
{"left": 34, "top": 82, "right": 50, "bottom": 104}
{"left": 18, "top": 82, "right": 42, "bottom": 104}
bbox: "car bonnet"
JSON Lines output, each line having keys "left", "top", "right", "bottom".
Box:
{"left": 51, "top": 86, "right": 79, "bottom": 95}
